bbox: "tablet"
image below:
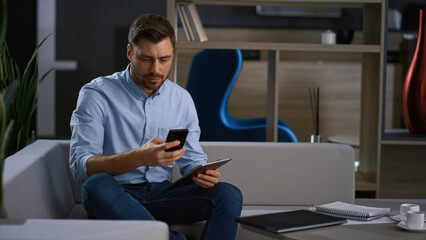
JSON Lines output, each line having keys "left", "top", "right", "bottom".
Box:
{"left": 164, "top": 158, "right": 231, "bottom": 190}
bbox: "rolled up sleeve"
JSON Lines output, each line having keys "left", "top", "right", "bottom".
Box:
{"left": 69, "top": 85, "right": 106, "bottom": 183}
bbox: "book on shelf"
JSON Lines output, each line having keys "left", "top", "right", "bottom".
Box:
{"left": 177, "top": 3, "right": 194, "bottom": 41}
{"left": 176, "top": 3, "right": 208, "bottom": 42}
{"left": 313, "top": 201, "right": 391, "bottom": 221}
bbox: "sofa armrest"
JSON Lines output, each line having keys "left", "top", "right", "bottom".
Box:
{"left": 0, "top": 219, "right": 168, "bottom": 240}
{"left": 3, "top": 140, "right": 76, "bottom": 219}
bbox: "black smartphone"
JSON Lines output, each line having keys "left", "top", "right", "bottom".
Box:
{"left": 165, "top": 129, "right": 189, "bottom": 152}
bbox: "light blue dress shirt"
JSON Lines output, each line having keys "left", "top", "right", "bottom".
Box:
{"left": 70, "top": 66, "right": 207, "bottom": 184}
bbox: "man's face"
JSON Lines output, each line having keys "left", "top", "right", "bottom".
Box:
{"left": 127, "top": 37, "right": 174, "bottom": 96}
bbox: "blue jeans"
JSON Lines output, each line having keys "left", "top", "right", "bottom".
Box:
{"left": 82, "top": 173, "right": 243, "bottom": 240}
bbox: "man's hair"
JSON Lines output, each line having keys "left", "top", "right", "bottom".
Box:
{"left": 128, "top": 14, "right": 175, "bottom": 49}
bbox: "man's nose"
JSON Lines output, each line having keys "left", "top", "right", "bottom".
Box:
{"left": 150, "top": 60, "right": 160, "bottom": 74}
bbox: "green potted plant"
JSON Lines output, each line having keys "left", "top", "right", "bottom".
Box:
{"left": 0, "top": 0, "right": 51, "bottom": 214}
{"left": 0, "top": 1, "right": 51, "bottom": 155}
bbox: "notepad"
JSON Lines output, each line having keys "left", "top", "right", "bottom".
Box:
{"left": 314, "top": 201, "right": 391, "bottom": 221}
{"left": 236, "top": 210, "right": 346, "bottom": 233}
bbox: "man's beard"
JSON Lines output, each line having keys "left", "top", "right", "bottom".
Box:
{"left": 139, "top": 69, "right": 170, "bottom": 91}
{"left": 141, "top": 74, "right": 165, "bottom": 90}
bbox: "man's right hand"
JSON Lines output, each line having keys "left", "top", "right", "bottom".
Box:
{"left": 137, "top": 137, "right": 186, "bottom": 166}
{"left": 86, "top": 137, "right": 185, "bottom": 177}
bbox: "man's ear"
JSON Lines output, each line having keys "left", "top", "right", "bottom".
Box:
{"left": 126, "top": 44, "right": 132, "bottom": 61}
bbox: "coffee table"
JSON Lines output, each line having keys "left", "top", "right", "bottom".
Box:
{"left": 240, "top": 222, "right": 425, "bottom": 240}
{"left": 239, "top": 199, "right": 426, "bottom": 240}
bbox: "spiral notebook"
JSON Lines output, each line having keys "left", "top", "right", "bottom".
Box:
{"left": 314, "top": 201, "right": 390, "bottom": 221}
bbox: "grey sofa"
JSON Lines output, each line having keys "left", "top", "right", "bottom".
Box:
{"left": 2, "top": 139, "right": 354, "bottom": 239}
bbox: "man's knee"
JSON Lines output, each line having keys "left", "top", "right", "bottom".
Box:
{"left": 82, "top": 173, "right": 119, "bottom": 206}
{"left": 213, "top": 182, "right": 243, "bottom": 214}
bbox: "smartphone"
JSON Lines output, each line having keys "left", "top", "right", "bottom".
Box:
{"left": 165, "top": 129, "right": 189, "bottom": 152}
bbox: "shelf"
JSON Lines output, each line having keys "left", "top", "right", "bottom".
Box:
{"left": 327, "top": 135, "right": 359, "bottom": 147}
{"left": 184, "top": 0, "right": 383, "bottom": 8}
{"left": 382, "top": 129, "right": 426, "bottom": 145}
{"left": 176, "top": 42, "right": 381, "bottom": 52}
{"left": 355, "top": 172, "right": 376, "bottom": 191}
{"left": 170, "top": 0, "right": 392, "bottom": 197}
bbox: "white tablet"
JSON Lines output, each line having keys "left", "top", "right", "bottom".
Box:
{"left": 165, "top": 158, "right": 231, "bottom": 190}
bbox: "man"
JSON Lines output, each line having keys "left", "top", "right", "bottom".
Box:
{"left": 70, "top": 14, "right": 242, "bottom": 240}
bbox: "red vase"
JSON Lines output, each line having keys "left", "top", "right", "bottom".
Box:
{"left": 402, "top": 9, "right": 426, "bottom": 134}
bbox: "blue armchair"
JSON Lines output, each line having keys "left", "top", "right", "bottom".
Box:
{"left": 186, "top": 49, "right": 297, "bottom": 142}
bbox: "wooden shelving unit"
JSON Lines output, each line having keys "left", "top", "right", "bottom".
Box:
{"left": 382, "top": 129, "right": 426, "bottom": 145}
{"left": 167, "top": 0, "right": 426, "bottom": 198}
{"left": 176, "top": 42, "right": 381, "bottom": 52}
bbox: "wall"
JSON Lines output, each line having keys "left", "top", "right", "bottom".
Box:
{"left": 54, "top": 0, "right": 167, "bottom": 137}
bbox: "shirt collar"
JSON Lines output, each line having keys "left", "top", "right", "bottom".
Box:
{"left": 123, "top": 64, "right": 167, "bottom": 100}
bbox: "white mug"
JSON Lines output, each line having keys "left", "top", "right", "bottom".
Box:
{"left": 406, "top": 211, "right": 424, "bottom": 229}
{"left": 321, "top": 30, "right": 336, "bottom": 45}
{"left": 400, "top": 203, "right": 420, "bottom": 222}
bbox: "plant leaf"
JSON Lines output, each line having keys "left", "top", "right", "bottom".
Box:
{"left": 39, "top": 67, "right": 53, "bottom": 84}
{"left": 0, "top": 120, "right": 13, "bottom": 160}
{"left": 2, "top": 81, "right": 16, "bottom": 107}
{"left": 22, "top": 34, "right": 52, "bottom": 82}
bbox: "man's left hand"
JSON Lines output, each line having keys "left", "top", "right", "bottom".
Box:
{"left": 192, "top": 169, "right": 221, "bottom": 189}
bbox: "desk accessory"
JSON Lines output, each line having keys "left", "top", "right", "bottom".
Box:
{"left": 402, "top": 9, "right": 426, "bottom": 134}
{"left": 321, "top": 30, "right": 336, "bottom": 44}
{"left": 407, "top": 211, "right": 425, "bottom": 229}
{"left": 314, "top": 201, "right": 390, "bottom": 221}
{"left": 236, "top": 210, "right": 346, "bottom": 233}
{"left": 336, "top": 29, "right": 354, "bottom": 44}
{"left": 400, "top": 203, "right": 420, "bottom": 222}
{"left": 309, "top": 87, "right": 321, "bottom": 142}
{"left": 389, "top": 214, "right": 426, "bottom": 223}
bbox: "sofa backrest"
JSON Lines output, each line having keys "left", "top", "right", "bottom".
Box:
{"left": 60, "top": 141, "right": 353, "bottom": 206}
{"left": 3, "top": 140, "right": 76, "bottom": 218}
{"left": 3, "top": 140, "right": 354, "bottom": 218}
{"left": 175, "top": 142, "right": 355, "bottom": 206}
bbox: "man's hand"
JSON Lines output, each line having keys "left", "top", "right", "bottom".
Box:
{"left": 192, "top": 168, "right": 221, "bottom": 189}
{"left": 137, "top": 137, "right": 186, "bottom": 166}
{"left": 86, "top": 137, "right": 185, "bottom": 177}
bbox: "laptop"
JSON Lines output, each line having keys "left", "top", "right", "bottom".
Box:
{"left": 236, "top": 210, "right": 346, "bottom": 233}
